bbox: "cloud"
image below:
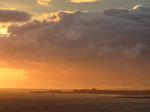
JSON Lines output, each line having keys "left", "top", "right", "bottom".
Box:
{"left": 0, "top": 10, "right": 32, "bottom": 23}
{"left": 36, "top": 0, "right": 102, "bottom": 8}
{"left": 103, "top": 6, "right": 150, "bottom": 21}
{"left": 0, "top": 6, "right": 149, "bottom": 71}
{"left": 68, "top": 0, "right": 101, "bottom": 3}
{"left": 37, "top": 0, "right": 52, "bottom": 7}
{"left": 124, "top": 43, "right": 146, "bottom": 58}
{"left": 133, "top": 5, "right": 150, "bottom": 12}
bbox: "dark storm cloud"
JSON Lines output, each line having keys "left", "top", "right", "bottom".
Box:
{"left": 0, "top": 10, "right": 32, "bottom": 23}
{"left": 103, "top": 6, "right": 150, "bottom": 21}
{"left": 0, "top": 6, "right": 149, "bottom": 64}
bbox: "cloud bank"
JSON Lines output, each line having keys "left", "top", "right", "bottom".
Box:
{"left": 0, "top": 5, "right": 149, "bottom": 80}
{"left": 2, "top": 6, "right": 149, "bottom": 63}
{"left": 103, "top": 6, "right": 150, "bottom": 21}
{"left": 0, "top": 10, "right": 32, "bottom": 23}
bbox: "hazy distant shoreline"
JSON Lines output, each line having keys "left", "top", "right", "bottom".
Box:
{"left": 30, "top": 88, "right": 150, "bottom": 98}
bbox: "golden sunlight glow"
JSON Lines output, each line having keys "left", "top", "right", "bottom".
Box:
{"left": 0, "top": 68, "right": 27, "bottom": 80}
{"left": 37, "top": 10, "right": 88, "bottom": 22}
{"left": 133, "top": 5, "right": 142, "bottom": 10}
{"left": 1, "top": 8, "right": 16, "bottom": 10}
{"left": 0, "top": 28, "right": 8, "bottom": 35}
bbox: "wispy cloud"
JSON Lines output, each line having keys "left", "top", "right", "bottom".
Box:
{"left": 36, "top": 0, "right": 101, "bottom": 7}
{"left": 37, "top": 0, "right": 52, "bottom": 7}
{"left": 68, "top": 0, "right": 101, "bottom": 3}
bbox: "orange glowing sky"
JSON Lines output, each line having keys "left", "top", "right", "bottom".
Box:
{"left": 0, "top": 0, "right": 150, "bottom": 89}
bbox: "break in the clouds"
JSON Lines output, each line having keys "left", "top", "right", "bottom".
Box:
{"left": 0, "top": 10, "right": 32, "bottom": 23}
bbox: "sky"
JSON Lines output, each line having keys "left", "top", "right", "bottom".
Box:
{"left": 0, "top": 0, "right": 150, "bottom": 89}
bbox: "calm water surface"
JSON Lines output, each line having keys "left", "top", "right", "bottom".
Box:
{"left": 0, "top": 89, "right": 150, "bottom": 112}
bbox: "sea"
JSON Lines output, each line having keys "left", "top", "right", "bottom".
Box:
{"left": 0, "top": 89, "right": 150, "bottom": 112}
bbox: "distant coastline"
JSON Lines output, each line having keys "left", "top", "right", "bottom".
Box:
{"left": 30, "top": 88, "right": 150, "bottom": 98}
